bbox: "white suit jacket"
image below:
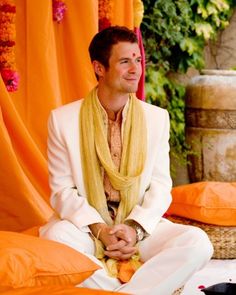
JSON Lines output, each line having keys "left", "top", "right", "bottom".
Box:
{"left": 47, "top": 98, "right": 172, "bottom": 235}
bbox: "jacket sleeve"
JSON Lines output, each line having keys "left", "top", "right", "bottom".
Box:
{"left": 125, "top": 109, "right": 172, "bottom": 234}
{"left": 47, "top": 110, "right": 105, "bottom": 231}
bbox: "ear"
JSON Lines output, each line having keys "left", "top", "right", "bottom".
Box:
{"left": 92, "top": 60, "right": 105, "bottom": 79}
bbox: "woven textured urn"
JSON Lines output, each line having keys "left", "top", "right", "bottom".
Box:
{"left": 186, "top": 70, "right": 236, "bottom": 182}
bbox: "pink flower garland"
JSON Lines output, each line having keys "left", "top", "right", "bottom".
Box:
{"left": 1, "top": 67, "right": 18, "bottom": 91}
{"left": 53, "top": 0, "right": 66, "bottom": 23}
{"left": 99, "top": 0, "right": 113, "bottom": 31}
{"left": 0, "top": 0, "right": 19, "bottom": 92}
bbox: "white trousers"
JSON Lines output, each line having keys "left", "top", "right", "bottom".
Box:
{"left": 39, "top": 218, "right": 213, "bottom": 295}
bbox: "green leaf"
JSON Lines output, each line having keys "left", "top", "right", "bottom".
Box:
{"left": 194, "top": 22, "right": 214, "bottom": 39}
{"left": 141, "top": 0, "right": 236, "bottom": 172}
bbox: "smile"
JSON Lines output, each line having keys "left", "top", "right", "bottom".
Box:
{"left": 125, "top": 78, "right": 138, "bottom": 82}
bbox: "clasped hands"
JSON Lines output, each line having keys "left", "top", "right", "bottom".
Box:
{"left": 90, "top": 223, "right": 138, "bottom": 260}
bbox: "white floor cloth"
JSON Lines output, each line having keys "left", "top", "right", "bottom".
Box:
{"left": 181, "top": 259, "right": 236, "bottom": 295}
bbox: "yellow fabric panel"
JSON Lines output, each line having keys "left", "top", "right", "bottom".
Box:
{"left": 133, "top": 0, "right": 144, "bottom": 27}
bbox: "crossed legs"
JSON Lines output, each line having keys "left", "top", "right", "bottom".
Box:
{"left": 40, "top": 219, "right": 213, "bottom": 295}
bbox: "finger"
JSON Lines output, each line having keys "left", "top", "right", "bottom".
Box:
{"left": 106, "top": 240, "right": 127, "bottom": 251}
{"left": 119, "top": 246, "right": 137, "bottom": 254}
{"left": 119, "top": 250, "right": 137, "bottom": 260}
{"left": 104, "top": 250, "right": 123, "bottom": 259}
{"left": 109, "top": 225, "right": 124, "bottom": 235}
{"left": 115, "top": 230, "right": 132, "bottom": 243}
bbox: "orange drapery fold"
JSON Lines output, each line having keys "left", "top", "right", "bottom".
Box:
{"left": 0, "top": 80, "right": 53, "bottom": 231}
{"left": 0, "top": 0, "right": 140, "bottom": 231}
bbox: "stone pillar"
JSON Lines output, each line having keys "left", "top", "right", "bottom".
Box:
{"left": 186, "top": 70, "right": 236, "bottom": 182}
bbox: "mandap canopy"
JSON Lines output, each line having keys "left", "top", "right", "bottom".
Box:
{"left": 0, "top": 0, "right": 145, "bottom": 232}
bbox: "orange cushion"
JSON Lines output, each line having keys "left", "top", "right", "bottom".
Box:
{"left": 0, "top": 286, "right": 127, "bottom": 295}
{"left": 168, "top": 182, "right": 236, "bottom": 226}
{"left": 1, "top": 286, "right": 128, "bottom": 295}
{"left": 0, "top": 231, "right": 100, "bottom": 288}
{"left": 21, "top": 225, "right": 40, "bottom": 236}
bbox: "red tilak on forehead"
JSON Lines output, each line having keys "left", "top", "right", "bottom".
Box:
{"left": 132, "top": 52, "right": 136, "bottom": 57}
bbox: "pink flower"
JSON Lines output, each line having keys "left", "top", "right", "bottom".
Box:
{"left": 99, "top": 17, "right": 111, "bottom": 31}
{"left": 0, "top": 4, "right": 16, "bottom": 13}
{"left": 1, "top": 68, "right": 19, "bottom": 92}
{"left": 53, "top": 0, "right": 67, "bottom": 23}
{"left": 0, "top": 40, "right": 16, "bottom": 47}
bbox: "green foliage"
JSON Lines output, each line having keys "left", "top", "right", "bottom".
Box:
{"left": 142, "top": 0, "right": 234, "bottom": 72}
{"left": 141, "top": 0, "right": 236, "bottom": 174}
{"left": 145, "top": 65, "right": 190, "bottom": 173}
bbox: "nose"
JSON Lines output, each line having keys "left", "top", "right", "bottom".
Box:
{"left": 128, "top": 61, "right": 140, "bottom": 73}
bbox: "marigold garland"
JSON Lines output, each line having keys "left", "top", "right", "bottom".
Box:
{"left": 53, "top": 0, "right": 66, "bottom": 23}
{"left": 99, "top": 0, "right": 113, "bottom": 31}
{"left": 0, "top": 0, "right": 19, "bottom": 92}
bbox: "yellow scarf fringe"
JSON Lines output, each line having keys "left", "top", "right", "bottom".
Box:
{"left": 79, "top": 87, "right": 147, "bottom": 281}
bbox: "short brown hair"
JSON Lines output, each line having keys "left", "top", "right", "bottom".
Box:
{"left": 89, "top": 26, "right": 138, "bottom": 69}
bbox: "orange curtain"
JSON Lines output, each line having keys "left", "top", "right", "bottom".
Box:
{"left": 0, "top": 0, "right": 136, "bottom": 231}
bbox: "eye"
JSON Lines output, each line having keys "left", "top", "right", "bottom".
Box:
{"left": 120, "top": 60, "right": 128, "bottom": 64}
{"left": 136, "top": 58, "right": 142, "bottom": 63}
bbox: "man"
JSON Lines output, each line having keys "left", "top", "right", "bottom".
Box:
{"left": 40, "top": 26, "right": 213, "bottom": 294}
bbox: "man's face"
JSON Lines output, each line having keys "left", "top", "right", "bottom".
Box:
{"left": 100, "top": 41, "right": 142, "bottom": 94}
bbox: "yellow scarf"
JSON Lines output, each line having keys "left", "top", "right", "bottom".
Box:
{"left": 79, "top": 87, "right": 147, "bottom": 281}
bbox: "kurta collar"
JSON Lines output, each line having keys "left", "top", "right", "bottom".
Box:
{"left": 95, "top": 92, "right": 130, "bottom": 123}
